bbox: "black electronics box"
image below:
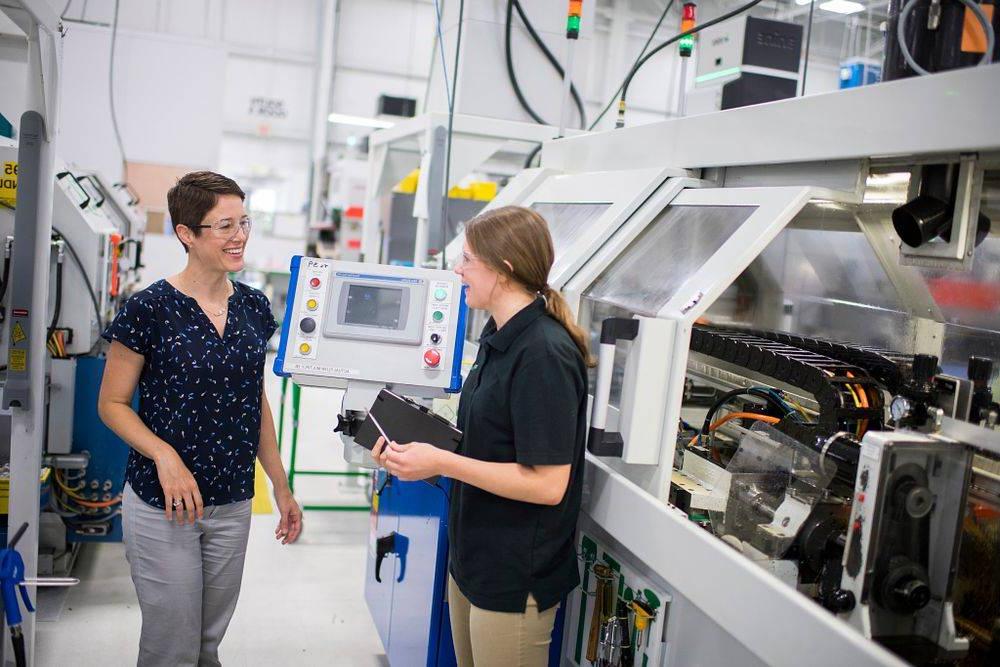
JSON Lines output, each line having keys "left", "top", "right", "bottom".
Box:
{"left": 742, "top": 16, "right": 803, "bottom": 73}
{"left": 377, "top": 94, "right": 417, "bottom": 119}
{"left": 356, "top": 389, "right": 462, "bottom": 454}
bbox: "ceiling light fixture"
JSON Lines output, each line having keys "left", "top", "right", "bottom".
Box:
{"left": 327, "top": 113, "right": 395, "bottom": 129}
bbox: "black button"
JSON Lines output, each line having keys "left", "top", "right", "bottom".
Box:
{"left": 300, "top": 317, "right": 316, "bottom": 333}
{"left": 430, "top": 333, "right": 441, "bottom": 344}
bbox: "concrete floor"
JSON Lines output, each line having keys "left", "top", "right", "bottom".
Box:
{"left": 35, "top": 363, "right": 384, "bottom": 665}
{"left": 35, "top": 511, "right": 386, "bottom": 666}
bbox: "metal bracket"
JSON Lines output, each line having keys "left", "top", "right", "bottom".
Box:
{"left": 899, "top": 154, "right": 984, "bottom": 270}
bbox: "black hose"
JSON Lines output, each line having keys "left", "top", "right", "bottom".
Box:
{"left": 510, "top": 0, "right": 587, "bottom": 129}
{"left": 505, "top": 0, "right": 546, "bottom": 125}
{"left": 53, "top": 229, "right": 105, "bottom": 333}
{"left": 589, "top": 0, "right": 676, "bottom": 130}
{"left": 440, "top": 0, "right": 465, "bottom": 265}
{"left": 523, "top": 143, "right": 543, "bottom": 169}
{"left": 48, "top": 246, "right": 64, "bottom": 337}
{"left": 11, "top": 629, "right": 26, "bottom": 667}
{"left": 505, "top": 0, "right": 587, "bottom": 130}
{"left": 617, "top": 0, "right": 766, "bottom": 127}
{"left": 0, "top": 247, "right": 11, "bottom": 304}
{"left": 700, "top": 388, "right": 798, "bottom": 436}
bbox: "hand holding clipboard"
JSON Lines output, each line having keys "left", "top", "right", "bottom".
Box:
{"left": 361, "top": 389, "right": 462, "bottom": 484}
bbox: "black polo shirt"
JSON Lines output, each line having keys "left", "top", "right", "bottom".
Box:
{"left": 449, "top": 297, "right": 588, "bottom": 613}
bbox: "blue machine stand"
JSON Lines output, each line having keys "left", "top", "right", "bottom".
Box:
{"left": 365, "top": 470, "right": 566, "bottom": 666}
{"left": 366, "top": 470, "right": 455, "bottom": 667}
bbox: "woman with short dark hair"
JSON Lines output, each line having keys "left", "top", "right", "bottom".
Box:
{"left": 98, "top": 171, "right": 302, "bottom": 666}
{"left": 374, "top": 205, "right": 591, "bottom": 666}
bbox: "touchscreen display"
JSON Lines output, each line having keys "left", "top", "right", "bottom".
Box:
{"left": 344, "top": 284, "right": 404, "bottom": 329}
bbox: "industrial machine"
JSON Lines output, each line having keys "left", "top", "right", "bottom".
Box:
{"left": 275, "top": 257, "right": 468, "bottom": 666}
{"left": 536, "top": 66, "right": 1000, "bottom": 667}
{"left": 430, "top": 66, "right": 1000, "bottom": 666}
{"left": 686, "top": 15, "right": 803, "bottom": 116}
{"left": 1, "top": 135, "right": 145, "bottom": 578}
{"left": 360, "top": 113, "right": 583, "bottom": 267}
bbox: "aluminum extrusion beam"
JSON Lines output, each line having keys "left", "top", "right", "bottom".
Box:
{"left": 544, "top": 65, "right": 1000, "bottom": 173}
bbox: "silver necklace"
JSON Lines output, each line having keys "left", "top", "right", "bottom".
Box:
{"left": 189, "top": 283, "right": 230, "bottom": 317}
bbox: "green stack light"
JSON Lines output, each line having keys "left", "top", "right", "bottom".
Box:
{"left": 679, "top": 3, "right": 696, "bottom": 58}
{"left": 679, "top": 35, "right": 695, "bottom": 57}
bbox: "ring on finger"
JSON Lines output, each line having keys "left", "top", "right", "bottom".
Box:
{"left": 172, "top": 499, "right": 182, "bottom": 508}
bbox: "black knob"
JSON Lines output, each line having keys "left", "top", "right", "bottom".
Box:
{"left": 300, "top": 317, "right": 316, "bottom": 333}
{"left": 911, "top": 354, "right": 938, "bottom": 385}
{"left": 968, "top": 356, "right": 994, "bottom": 388}
{"left": 430, "top": 333, "right": 441, "bottom": 344}
{"left": 825, "top": 589, "right": 856, "bottom": 613}
{"left": 890, "top": 578, "right": 931, "bottom": 612}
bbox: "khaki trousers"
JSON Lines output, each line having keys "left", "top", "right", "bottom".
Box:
{"left": 448, "top": 575, "right": 558, "bottom": 667}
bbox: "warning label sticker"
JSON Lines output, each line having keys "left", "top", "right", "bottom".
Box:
{"left": 0, "top": 162, "right": 16, "bottom": 207}
{"left": 8, "top": 349, "right": 26, "bottom": 372}
{"left": 11, "top": 322, "right": 26, "bottom": 345}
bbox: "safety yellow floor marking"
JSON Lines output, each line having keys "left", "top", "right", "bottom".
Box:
{"left": 252, "top": 461, "right": 273, "bottom": 515}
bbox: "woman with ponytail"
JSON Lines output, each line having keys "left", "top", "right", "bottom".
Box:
{"left": 373, "top": 206, "right": 591, "bottom": 666}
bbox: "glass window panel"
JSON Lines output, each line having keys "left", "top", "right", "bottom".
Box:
{"left": 585, "top": 205, "right": 756, "bottom": 316}
{"left": 764, "top": 228, "right": 903, "bottom": 312}
{"left": 530, "top": 202, "right": 611, "bottom": 256}
{"left": 916, "top": 236, "right": 1000, "bottom": 334}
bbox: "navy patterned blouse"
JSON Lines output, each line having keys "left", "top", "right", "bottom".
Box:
{"left": 102, "top": 279, "right": 278, "bottom": 509}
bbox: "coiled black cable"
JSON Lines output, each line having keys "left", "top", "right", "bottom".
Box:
{"left": 615, "top": 0, "right": 765, "bottom": 127}
{"left": 504, "top": 0, "right": 587, "bottom": 129}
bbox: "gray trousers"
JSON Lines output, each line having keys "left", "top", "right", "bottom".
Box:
{"left": 123, "top": 484, "right": 252, "bottom": 667}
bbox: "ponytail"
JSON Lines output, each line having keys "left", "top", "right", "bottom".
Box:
{"left": 542, "top": 286, "right": 595, "bottom": 368}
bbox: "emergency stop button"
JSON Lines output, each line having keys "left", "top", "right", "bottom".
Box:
{"left": 423, "top": 349, "right": 441, "bottom": 368}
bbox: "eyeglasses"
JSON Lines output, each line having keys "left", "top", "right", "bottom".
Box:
{"left": 452, "top": 251, "right": 480, "bottom": 269}
{"left": 191, "top": 216, "right": 253, "bottom": 240}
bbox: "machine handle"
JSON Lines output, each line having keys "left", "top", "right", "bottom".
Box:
{"left": 77, "top": 175, "right": 106, "bottom": 208}
{"left": 374, "top": 532, "right": 397, "bottom": 583}
{"left": 56, "top": 171, "right": 91, "bottom": 210}
{"left": 114, "top": 181, "right": 140, "bottom": 206}
{"left": 133, "top": 239, "right": 143, "bottom": 270}
{"left": 587, "top": 318, "right": 639, "bottom": 457}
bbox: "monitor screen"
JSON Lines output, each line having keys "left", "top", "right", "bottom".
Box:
{"left": 344, "top": 284, "right": 404, "bottom": 329}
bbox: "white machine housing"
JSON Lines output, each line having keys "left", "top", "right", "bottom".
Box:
{"left": 275, "top": 257, "right": 468, "bottom": 467}
{"left": 1, "top": 141, "right": 119, "bottom": 357}
{"left": 275, "top": 257, "right": 467, "bottom": 393}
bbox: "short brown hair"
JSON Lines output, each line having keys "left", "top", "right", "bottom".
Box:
{"left": 465, "top": 206, "right": 594, "bottom": 366}
{"left": 167, "top": 171, "right": 245, "bottom": 252}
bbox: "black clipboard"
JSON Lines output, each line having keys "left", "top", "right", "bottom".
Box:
{"left": 355, "top": 389, "right": 462, "bottom": 483}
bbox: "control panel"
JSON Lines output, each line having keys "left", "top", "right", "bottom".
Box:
{"left": 275, "top": 257, "right": 467, "bottom": 393}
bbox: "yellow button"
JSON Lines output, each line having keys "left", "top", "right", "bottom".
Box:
{"left": 306, "top": 299, "right": 318, "bottom": 311}
{"left": 299, "top": 343, "right": 312, "bottom": 354}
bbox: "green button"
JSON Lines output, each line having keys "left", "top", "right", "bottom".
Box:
{"left": 434, "top": 288, "right": 448, "bottom": 301}
{"left": 432, "top": 311, "right": 444, "bottom": 322}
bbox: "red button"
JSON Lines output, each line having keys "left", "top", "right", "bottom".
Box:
{"left": 857, "top": 493, "right": 866, "bottom": 503}
{"left": 853, "top": 520, "right": 862, "bottom": 531}
{"left": 309, "top": 277, "right": 321, "bottom": 288}
{"left": 423, "top": 349, "right": 441, "bottom": 367}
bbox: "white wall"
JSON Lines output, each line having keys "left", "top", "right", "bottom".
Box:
{"left": 2, "top": 0, "right": 858, "bottom": 221}
{"left": 59, "top": 24, "right": 226, "bottom": 181}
